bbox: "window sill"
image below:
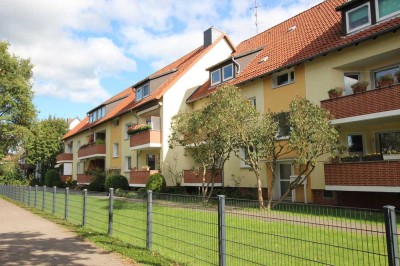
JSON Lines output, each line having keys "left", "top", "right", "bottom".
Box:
{"left": 272, "top": 81, "right": 295, "bottom": 89}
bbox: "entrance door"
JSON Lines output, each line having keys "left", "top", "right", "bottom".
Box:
{"left": 273, "top": 163, "right": 293, "bottom": 200}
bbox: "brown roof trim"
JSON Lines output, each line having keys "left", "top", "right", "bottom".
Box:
{"left": 237, "top": 25, "right": 400, "bottom": 86}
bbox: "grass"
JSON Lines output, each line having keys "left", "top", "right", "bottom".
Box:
{"left": 2, "top": 186, "right": 393, "bottom": 265}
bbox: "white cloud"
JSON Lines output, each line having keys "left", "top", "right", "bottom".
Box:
{"left": 0, "top": 0, "right": 323, "bottom": 106}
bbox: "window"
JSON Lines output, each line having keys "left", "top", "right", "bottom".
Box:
{"left": 222, "top": 64, "right": 234, "bottom": 81}
{"left": 344, "top": 73, "right": 360, "bottom": 95}
{"left": 124, "top": 156, "right": 132, "bottom": 172}
{"left": 346, "top": 3, "right": 371, "bottom": 33}
{"left": 374, "top": 65, "right": 399, "bottom": 87}
{"left": 77, "top": 162, "right": 84, "bottom": 175}
{"left": 274, "top": 112, "right": 290, "bottom": 138}
{"left": 376, "top": 0, "right": 400, "bottom": 21}
{"left": 272, "top": 69, "right": 295, "bottom": 88}
{"left": 147, "top": 154, "right": 156, "bottom": 170}
{"left": 239, "top": 147, "right": 252, "bottom": 168}
{"left": 248, "top": 97, "right": 256, "bottom": 108}
{"left": 347, "top": 134, "right": 365, "bottom": 156}
{"left": 125, "top": 123, "right": 132, "bottom": 140}
{"left": 113, "top": 143, "right": 119, "bottom": 158}
{"left": 136, "top": 83, "right": 150, "bottom": 101}
{"left": 89, "top": 113, "right": 93, "bottom": 123}
{"left": 211, "top": 69, "right": 221, "bottom": 86}
{"left": 112, "top": 118, "right": 119, "bottom": 127}
{"left": 377, "top": 131, "right": 400, "bottom": 154}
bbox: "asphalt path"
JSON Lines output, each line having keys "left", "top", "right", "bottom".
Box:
{"left": 0, "top": 198, "right": 135, "bottom": 266}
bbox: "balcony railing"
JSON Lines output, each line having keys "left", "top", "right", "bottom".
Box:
{"left": 56, "top": 153, "right": 73, "bottom": 163}
{"left": 78, "top": 144, "right": 106, "bottom": 159}
{"left": 129, "top": 170, "right": 160, "bottom": 186}
{"left": 321, "top": 84, "right": 400, "bottom": 120}
{"left": 183, "top": 169, "right": 222, "bottom": 185}
{"left": 130, "top": 130, "right": 162, "bottom": 150}
{"left": 77, "top": 174, "right": 92, "bottom": 184}
{"left": 324, "top": 160, "right": 400, "bottom": 189}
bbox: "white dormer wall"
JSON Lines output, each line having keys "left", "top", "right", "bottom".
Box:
{"left": 162, "top": 37, "right": 234, "bottom": 178}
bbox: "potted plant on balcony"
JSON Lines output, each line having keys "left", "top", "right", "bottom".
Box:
{"left": 361, "top": 153, "right": 383, "bottom": 161}
{"left": 340, "top": 154, "right": 360, "bottom": 162}
{"left": 141, "top": 165, "right": 150, "bottom": 171}
{"left": 351, "top": 81, "right": 369, "bottom": 94}
{"left": 377, "top": 74, "right": 394, "bottom": 88}
{"left": 327, "top": 87, "right": 343, "bottom": 99}
{"left": 383, "top": 149, "right": 400, "bottom": 160}
{"left": 127, "top": 124, "right": 152, "bottom": 136}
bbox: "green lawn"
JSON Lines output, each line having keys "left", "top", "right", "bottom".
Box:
{"left": 13, "top": 187, "right": 391, "bottom": 265}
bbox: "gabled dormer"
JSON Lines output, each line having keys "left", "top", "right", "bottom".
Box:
{"left": 336, "top": 0, "right": 400, "bottom": 35}
{"left": 207, "top": 58, "right": 236, "bottom": 87}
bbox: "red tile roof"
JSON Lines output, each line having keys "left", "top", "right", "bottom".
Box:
{"left": 63, "top": 33, "right": 234, "bottom": 140}
{"left": 187, "top": 0, "right": 400, "bottom": 103}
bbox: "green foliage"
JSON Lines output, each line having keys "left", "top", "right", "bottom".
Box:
{"left": 88, "top": 170, "right": 106, "bottom": 192}
{"left": 29, "top": 178, "right": 45, "bottom": 187}
{"left": 44, "top": 169, "right": 60, "bottom": 187}
{"left": 0, "top": 160, "right": 25, "bottom": 185}
{"left": 0, "top": 42, "right": 37, "bottom": 159}
{"left": 25, "top": 116, "right": 69, "bottom": 177}
{"left": 104, "top": 175, "right": 129, "bottom": 191}
{"left": 145, "top": 173, "right": 166, "bottom": 193}
{"left": 127, "top": 124, "right": 151, "bottom": 135}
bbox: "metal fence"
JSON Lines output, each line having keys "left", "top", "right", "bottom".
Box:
{"left": 0, "top": 184, "right": 398, "bottom": 266}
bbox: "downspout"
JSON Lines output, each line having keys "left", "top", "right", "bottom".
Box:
{"left": 232, "top": 56, "right": 240, "bottom": 74}
{"left": 130, "top": 109, "right": 140, "bottom": 169}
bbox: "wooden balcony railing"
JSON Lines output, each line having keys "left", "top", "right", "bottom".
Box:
{"left": 129, "top": 170, "right": 160, "bottom": 185}
{"left": 130, "top": 130, "right": 161, "bottom": 149}
{"left": 78, "top": 144, "right": 106, "bottom": 159}
{"left": 56, "top": 153, "right": 73, "bottom": 163}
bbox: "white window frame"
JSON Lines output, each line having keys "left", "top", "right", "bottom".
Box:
{"left": 113, "top": 142, "right": 119, "bottom": 158}
{"left": 125, "top": 123, "right": 132, "bottom": 140}
{"left": 372, "top": 64, "right": 400, "bottom": 88}
{"left": 344, "top": 72, "right": 360, "bottom": 95}
{"left": 143, "top": 83, "right": 150, "bottom": 98}
{"left": 346, "top": 3, "right": 371, "bottom": 34}
{"left": 124, "top": 156, "right": 132, "bottom": 172}
{"left": 222, "top": 64, "right": 234, "bottom": 81}
{"left": 239, "top": 147, "right": 251, "bottom": 168}
{"left": 211, "top": 69, "right": 221, "bottom": 86}
{"left": 272, "top": 68, "right": 295, "bottom": 88}
{"left": 136, "top": 87, "right": 143, "bottom": 101}
{"left": 375, "top": 0, "right": 400, "bottom": 21}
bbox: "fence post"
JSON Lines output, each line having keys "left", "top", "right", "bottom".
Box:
{"left": 34, "top": 185, "right": 38, "bottom": 208}
{"left": 218, "top": 195, "right": 227, "bottom": 266}
{"left": 384, "top": 205, "right": 399, "bottom": 266}
{"left": 28, "top": 186, "right": 31, "bottom": 206}
{"left": 52, "top": 186, "right": 56, "bottom": 214}
{"left": 146, "top": 190, "right": 153, "bottom": 250}
{"left": 82, "top": 189, "right": 87, "bottom": 226}
{"left": 42, "top": 186, "right": 46, "bottom": 211}
{"left": 65, "top": 187, "right": 69, "bottom": 220}
{"left": 108, "top": 188, "right": 114, "bottom": 236}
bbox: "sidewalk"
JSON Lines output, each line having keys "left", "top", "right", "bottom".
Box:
{"left": 0, "top": 198, "right": 134, "bottom": 266}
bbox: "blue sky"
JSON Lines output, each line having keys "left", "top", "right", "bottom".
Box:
{"left": 0, "top": 0, "right": 323, "bottom": 120}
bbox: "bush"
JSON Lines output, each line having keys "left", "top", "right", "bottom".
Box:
{"left": 29, "top": 178, "right": 45, "bottom": 187}
{"left": 145, "top": 173, "right": 166, "bottom": 193}
{"left": 44, "top": 169, "right": 60, "bottom": 187}
{"left": 104, "top": 175, "right": 129, "bottom": 191}
{"left": 88, "top": 170, "right": 106, "bottom": 192}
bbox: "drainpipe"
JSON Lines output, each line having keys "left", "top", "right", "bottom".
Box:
{"left": 232, "top": 56, "right": 240, "bottom": 74}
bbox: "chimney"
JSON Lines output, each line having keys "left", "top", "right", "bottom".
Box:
{"left": 203, "top": 27, "right": 224, "bottom": 47}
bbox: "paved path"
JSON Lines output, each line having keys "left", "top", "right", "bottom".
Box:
{"left": 0, "top": 198, "right": 135, "bottom": 266}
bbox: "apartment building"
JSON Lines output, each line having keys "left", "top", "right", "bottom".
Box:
{"left": 187, "top": 0, "right": 400, "bottom": 207}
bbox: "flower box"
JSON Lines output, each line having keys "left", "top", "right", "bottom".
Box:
{"left": 383, "top": 154, "right": 400, "bottom": 160}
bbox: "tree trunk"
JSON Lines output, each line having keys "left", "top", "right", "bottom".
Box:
{"left": 266, "top": 159, "right": 277, "bottom": 211}
{"left": 254, "top": 170, "right": 264, "bottom": 209}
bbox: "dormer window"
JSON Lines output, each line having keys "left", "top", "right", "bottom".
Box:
{"left": 211, "top": 69, "right": 221, "bottom": 86}
{"left": 136, "top": 83, "right": 150, "bottom": 101}
{"left": 222, "top": 64, "right": 234, "bottom": 81}
{"left": 89, "top": 106, "right": 106, "bottom": 123}
{"left": 376, "top": 0, "right": 400, "bottom": 21}
{"left": 346, "top": 3, "right": 371, "bottom": 33}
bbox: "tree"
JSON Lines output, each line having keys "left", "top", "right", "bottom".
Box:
{"left": 25, "top": 116, "right": 68, "bottom": 178}
{"left": 169, "top": 85, "right": 255, "bottom": 202}
{"left": 0, "top": 42, "right": 36, "bottom": 159}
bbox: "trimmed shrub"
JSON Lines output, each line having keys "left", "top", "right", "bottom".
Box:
{"left": 104, "top": 175, "right": 129, "bottom": 191}
{"left": 145, "top": 173, "right": 166, "bottom": 193}
{"left": 44, "top": 169, "right": 60, "bottom": 187}
{"left": 88, "top": 170, "right": 106, "bottom": 192}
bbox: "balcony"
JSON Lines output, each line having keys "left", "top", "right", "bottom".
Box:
{"left": 130, "top": 130, "right": 162, "bottom": 150}
{"left": 78, "top": 144, "right": 106, "bottom": 160}
{"left": 129, "top": 170, "right": 160, "bottom": 187}
{"left": 77, "top": 174, "right": 92, "bottom": 184}
{"left": 56, "top": 153, "right": 73, "bottom": 163}
{"left": 321, "top": 84, "right": 400, "bottom": 122}
{"left": 183, "top": 169, "right": 222, "bottom": 186}
{"left": 324, "top": 160, "right": 400, "bottom": 192}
